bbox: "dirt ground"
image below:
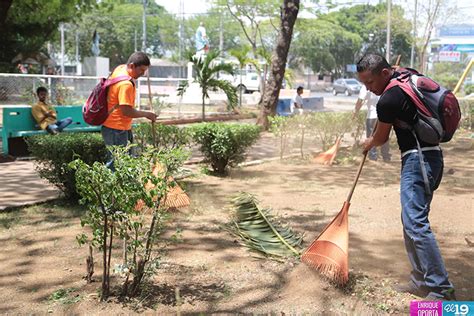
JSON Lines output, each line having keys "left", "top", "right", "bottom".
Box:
{"left": 0, "top": 134, "right": 473, "bottom": 314}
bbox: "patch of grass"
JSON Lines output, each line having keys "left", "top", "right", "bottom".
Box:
{"left": 0, "top": 212, "right": 22, "bottom": 229}
{"left": 199, "top": 165, "right": 211, "bottom": 175}
{"left": 170, "top": 228, "right": 184, "bottom": 244}
{"left": 48, "top": 287, "right": 81, "bottom": 305}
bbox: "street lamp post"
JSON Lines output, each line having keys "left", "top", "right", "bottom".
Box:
{"left": 386, "top": 0, "right": 391, "bottom": 62}
{"left": 142, "top": 0, "right": 147, "bottom": 52}
{"left": 410, "top": 0, "right": 418, "bottom": 68}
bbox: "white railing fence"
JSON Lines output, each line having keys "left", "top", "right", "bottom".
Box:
{"left": 0, "top": 73, "right": 186, "bottom": 111}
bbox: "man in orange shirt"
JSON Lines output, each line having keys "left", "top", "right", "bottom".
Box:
{"left": 102, "top": 51, "right": 157, "bottom": 168}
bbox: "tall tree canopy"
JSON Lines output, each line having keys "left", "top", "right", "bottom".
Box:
{"left": 290, "top": 3, "right": 412, "bottom": 76}
{"left": 0, "top": 0, "right": 97, "bottom": 72}
{"left": 61, "top": 0, "right": 173, "bottom": 67}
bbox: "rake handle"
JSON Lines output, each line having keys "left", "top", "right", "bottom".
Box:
{"left": 147, "top": 69, "right": 157, "bottom": 146}
{"left": 345, "top": 119, "right": 379, "bottom": 203}
{"left": 345, "top": 151, "right": 368, "bottom": 203}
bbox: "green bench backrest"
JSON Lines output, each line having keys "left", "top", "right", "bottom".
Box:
{"left": 2, "top": 105, "right": 89, "bottom": 132}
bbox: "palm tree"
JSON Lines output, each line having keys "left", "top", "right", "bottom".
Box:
{"left": 230, "top": 45, "right": 256, "bottom": 108}
{"left": 178, "top": 50, "right": 237, "bottom": 120}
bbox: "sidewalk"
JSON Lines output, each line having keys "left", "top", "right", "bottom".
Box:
{"left": 0, "top": 160, "right": 59, "bottom": 210}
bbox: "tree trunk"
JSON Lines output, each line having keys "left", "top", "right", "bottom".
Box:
{"left": 202, "top": 94, "right": 206, "bottom": 120}
{"left": 257, "top": 0, "right": 300, "bottom": 130}
{"left": 0, "top": 0, "right": 13, "bottom": 28}
{"left": 101, "top": 212, "right": 109, "bottom": 301}
{"left": 239, "top": 69, "right": 243, "bottom": 107}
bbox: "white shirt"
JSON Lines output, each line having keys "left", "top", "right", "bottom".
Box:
{"left": 358, "top": 85, "right": 379, "bottom": 119}
{"left": 291, "top": 94, "right": 303, "bottom": 113}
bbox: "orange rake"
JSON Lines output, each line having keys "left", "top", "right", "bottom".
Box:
{"left": 135, "top": 73, "right": 191, "bottom": 211}
{"left": 135, "top": 162, "right": 191, "bottom": 211}
{"left": 302, "top": 150, "right": 368, "bottom": 285}
{"left": 313, "top": 136, "right": 342, "bottom": 166}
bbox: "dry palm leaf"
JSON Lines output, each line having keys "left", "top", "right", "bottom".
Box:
{"left": 229, "top": 192, "right": 303, "bottom": 259}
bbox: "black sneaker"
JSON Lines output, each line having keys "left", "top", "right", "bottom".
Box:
{"left": 393, "top": 282, "right": 428, "bottom": 297}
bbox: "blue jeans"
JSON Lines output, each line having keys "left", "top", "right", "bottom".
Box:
{"left": 47, "top": 117, "right": 73, "bottom": 133}
{"left": 366, "top": 118, "right": 390, "bottom": 161}
{"left": 101, "top": 126, "right": 134, "bottom": 170}
{"left": 400, "top": 150, "right": 453, "bottom": 298}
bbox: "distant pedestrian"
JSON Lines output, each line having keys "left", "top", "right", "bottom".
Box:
{"left": 102, "top": 51, "right": 158, "bottom": 169}
{"left": 353, "top": 85, "right": 390, "bottom": 161}
{"left": 291, "top": 86, "right": 304, "bottom": 115}
{"left": 31, "top": 87, "right": 72, "bottom": 135}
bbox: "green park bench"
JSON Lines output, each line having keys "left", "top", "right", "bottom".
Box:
{"left": 1, "top": 105, "right": 101, "bottom": 156}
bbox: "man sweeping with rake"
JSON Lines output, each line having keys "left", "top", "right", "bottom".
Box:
{"left": 357, "top": 54, "right": 456, "bottom": 301}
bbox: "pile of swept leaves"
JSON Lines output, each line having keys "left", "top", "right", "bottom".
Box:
{"left": 228, "top": 192, "right": 304, "bottom": 260}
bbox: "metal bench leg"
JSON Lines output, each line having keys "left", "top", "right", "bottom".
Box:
{"left": 2, "top": 133, "right": 8, "bottom": 156}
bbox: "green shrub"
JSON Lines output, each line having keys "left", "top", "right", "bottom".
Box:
{"left": 464, "top": 84, "right": 474, "bottom": 96}
{"left": 133, "top": 122, "right": 191, "bottom": 153}
{"left": 190, "top": 123, "right": 261, "bottom": 174}
{"left": 26, "top": 133, "right": 107, "bottom": 200}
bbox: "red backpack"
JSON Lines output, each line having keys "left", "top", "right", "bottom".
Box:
{"left": 384, "top": 68, "right": 461, "bottom": 144}
{"left": 83, "top": 75, "right": 132, "bottom": 126}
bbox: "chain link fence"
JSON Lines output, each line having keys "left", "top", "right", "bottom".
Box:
{"left": 0, "top": 73, "right": 186, "bottom": 109}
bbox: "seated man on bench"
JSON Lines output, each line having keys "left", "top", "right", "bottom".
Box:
{"left": 31, "top": 87, "right": 72, "bottom": 134}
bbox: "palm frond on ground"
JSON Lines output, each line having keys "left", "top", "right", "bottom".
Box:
{"left": 229, "top": 192, "right": 303, "bottom": 259}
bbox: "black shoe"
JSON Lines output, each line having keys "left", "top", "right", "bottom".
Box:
{"left": 393, "top": 282, "right": 428, "bottom": 297}
{"left": 424, "top": 289, "right": 457, "bottom": 301}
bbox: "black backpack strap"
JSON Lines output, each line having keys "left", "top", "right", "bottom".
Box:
{"left": 410, "top": 129, "right": 431, "bottom": 195}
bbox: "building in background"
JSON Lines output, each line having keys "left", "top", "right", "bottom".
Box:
{"left": 429, "top": 24, "right": 474, "bottom": 82}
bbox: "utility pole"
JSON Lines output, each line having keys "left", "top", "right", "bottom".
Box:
{"left": 142, "top": 0, "right": 147, "bottom": 52}
{"left": 410, "top": 0, "right": 418, "bottom": 68}
{"left": 386, "top": 0, "right": 391, "bottom": 62}
{"left": 219, "top": 9, "right": 224, "bottom": 56}
{"left": 75, "top": 30, "right": 80, "bottom": 75}
{"left": 60, "top": 23, "right": 65, "bottom": 75}
{"left": 179, "top": 0, "right": 184, "bottom": 77}
{"left": 134, "top": 29, "right": 137, "bottom": 52}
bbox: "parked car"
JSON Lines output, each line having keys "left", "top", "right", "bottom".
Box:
{"left": 220, "top": 70, "right": 260, "bottom": 94}
{"left": 332, "top": 78, "right": 362, "bottom": 96}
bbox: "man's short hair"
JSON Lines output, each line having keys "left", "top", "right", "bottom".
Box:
{"left": 36, "top": 86, "right": 48, "bottom": 95}
{"left": 127, "top": 51, "right": 150, "bottom": 67}
{"left": 356, "top": 54, "right": 391, "bottom": 74}
{"left": 297, "top": 86, "right": 304, "bottom": 92}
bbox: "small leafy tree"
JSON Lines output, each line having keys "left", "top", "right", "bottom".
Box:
{"left": 190, "top": 123, "right": 261, "bottom": 174}
{"left": 269, "top": 116, "right": 292, "bottom": 159}
{"left": 306, "top": 112, "right": 352, "bottom": 150}
{"left": 70, "top": 146, "right": 188, "bottom": 300}
{"left": 178, "top": 50, "right": 238, "bottom": 120}
{"left": 351, "top": 110, "right": 367, "bottom": 148}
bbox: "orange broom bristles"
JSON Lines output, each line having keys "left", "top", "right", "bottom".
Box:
{"left": 301, "top": 201, "right": 349, "bottom": 285}
{"left": 313, "top": 137, "right": 342, "bottom": 166}
{"left": 135, "top": 162, "right": 190, "bottom": 211}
